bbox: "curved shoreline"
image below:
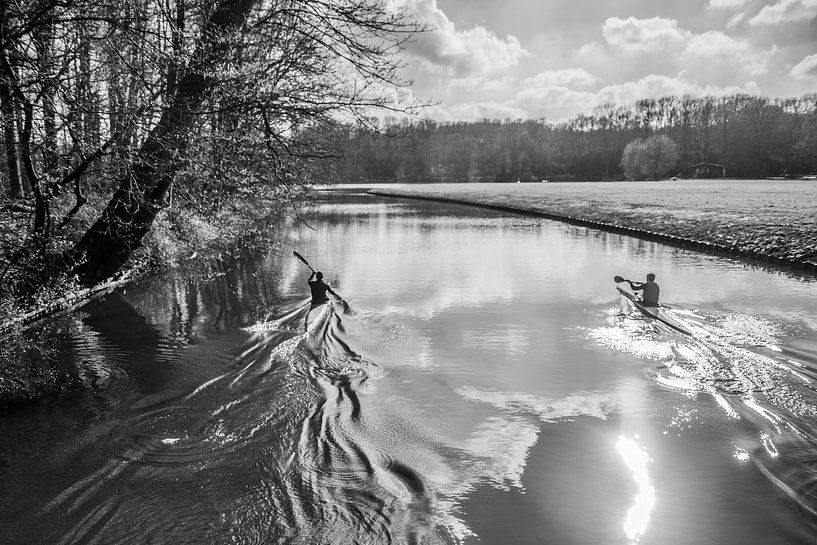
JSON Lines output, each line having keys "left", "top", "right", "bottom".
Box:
{"left": 369, "top": 188, "right": 817, "bottom": 275}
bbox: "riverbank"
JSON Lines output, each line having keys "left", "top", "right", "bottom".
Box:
{"left": 368, "top": 180, "right": 817, "bottom": 274}
{"left": 0, "top": 195, "right": 291, "bottom": 407}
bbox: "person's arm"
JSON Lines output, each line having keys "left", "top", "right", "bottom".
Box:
{"left": 628, "top": 280, "right": 644, "bottom": 291}
{"left": 308, "top": 271, "right": 316, "bottom": 281}
{"left": 327, "top": 285, "right": 343, "bottom": 301}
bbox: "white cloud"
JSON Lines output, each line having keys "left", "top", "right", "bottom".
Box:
{"left": 596, "top": 17, "right": 773, "bottom": 81}
{"left": 400, "top": 3, "right": 812, "bottom": 123}
{"left": 404, "top": 0, "right": 528, "bottom": 76}
{"left": 602, "top": 16, "right": 689, "bottom": 53}
{"left": 513, "top": 85, "right": 597, "bottom": 120}
{"left": 727, "top": 13, "right": 745, "bottom": 28}
{"left": 536, "top": 75, "right": 760, "bottom": 121}
{"left": 708, "top": 0, "right": 750, "bottom": 9}
{"left": 681, "top": 31, "right": 773, "bottom": 77}
{"left": 577, "top": 19, "right": 775, "bottom": 86}
{"left": 596, "top": 75, "right": 698, "bottom": 105}
{"left": 431, "top": 73, "right": 764, "bottom": 123}
{"left": 576, "top": 41, "right": 606, "bottom": 58}
{"left": 595, "top": 75, "right": 758, "bottom": 106}
{"left": 749, "top": 0, "right": 817, "bottom": 25}
{"left": 790, "top": 53, "right": 817, "bottom": 80}
{"left": 513, "top": 74, "right": 761, "bottom": 122}
{"left": 439, "top": 101, "right": 529, "bottom": 121}
{"left": 444, "top": 75, "right": 515, "bottom": 96}
{"left": 521, "top": 68, "right": 600, "bottom": 89}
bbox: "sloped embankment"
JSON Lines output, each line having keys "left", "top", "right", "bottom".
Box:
{"left": 369, "top": 180, "right": 817, "bottom": 273}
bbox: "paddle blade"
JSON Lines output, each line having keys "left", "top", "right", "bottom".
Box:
{"left": 293, "top": 250, "right": 315, "bottom": 272}
{"left": 614, "top": 275, "right": 626, "bottom": 283}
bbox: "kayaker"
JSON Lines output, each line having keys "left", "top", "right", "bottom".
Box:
{"left": 627, "top": 274, "right": 660, "bottom": 307}
{"left": 308, "top": 271, "right": 340, "bottom": 307}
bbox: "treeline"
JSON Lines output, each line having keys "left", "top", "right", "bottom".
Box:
{"left": 330, "top": 94, "right": 817, "bottom": 182}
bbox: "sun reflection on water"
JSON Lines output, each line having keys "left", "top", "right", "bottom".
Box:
{"left": 617, "top": 435, "right": 655, "bottom": 543}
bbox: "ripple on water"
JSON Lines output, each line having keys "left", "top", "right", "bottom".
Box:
{"left": 591, "top": 301, "right": 817, "bottom": 528}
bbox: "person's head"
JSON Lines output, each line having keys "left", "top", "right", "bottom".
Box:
{"left": 316, "top": 271, "right": 323, "bottom": 280}
{"left": 646, "top": 273, "right": 656, "bottom": 282}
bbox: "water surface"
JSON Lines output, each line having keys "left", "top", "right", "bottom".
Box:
{"left": 1, "top": 190, "right": 816, "bottom": 544}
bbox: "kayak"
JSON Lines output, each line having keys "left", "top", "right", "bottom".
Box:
{"left": 616, "top": 286, "right": 692, "bottom": 336}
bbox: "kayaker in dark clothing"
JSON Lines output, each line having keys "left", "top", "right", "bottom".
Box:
{"left": 304, "top": 271, "right": 342, "bottom": 331}
{"left": 308, "top": 271, "right": 339, "bottom": 306}
{"left": 628, "top": 273, "right": 660, "bottom": 307}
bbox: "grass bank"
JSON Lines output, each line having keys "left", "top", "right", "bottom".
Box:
{"left": 369, "top": 180, "right": 817, "bottom": 273}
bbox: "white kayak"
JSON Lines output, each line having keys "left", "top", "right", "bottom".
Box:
{"left": 617, "top": 286, "right": 692, "bottom": 336}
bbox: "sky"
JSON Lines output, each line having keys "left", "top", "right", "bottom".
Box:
{"left": 395, "top": 0, "right": 817, "bottom": 122}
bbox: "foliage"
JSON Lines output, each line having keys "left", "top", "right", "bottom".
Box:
{"left": 0, "top": 317, "right": 83, "bottom": 406}
{"left": 621, "top": 135, "right": 680, "bottom": 180}
{"left": 327, "top": 94, "right": 817, "bottom": 183}
{"left": 0, "top": 0, "right": 422, "bottom": 304}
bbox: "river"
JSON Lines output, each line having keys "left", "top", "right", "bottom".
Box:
{"left": 1, "top": 188, "right": 817, "bottom": 544}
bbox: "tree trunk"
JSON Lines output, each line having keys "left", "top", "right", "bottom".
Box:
{"left": 0, "top": 95, "right": 24, "bottom": 199}
{"left": 66, "top": 0, "right": 258, "bottom": 285}
{"left": 0, "top": 60, "right": 25, "bottom": 200}
{"left": 0, "top": 6, "right": 24, "bottom": 199}
{"left": 35, "top": 6, "right": 58, "bottom": 176}
{"left": 0, "top": 4, "right": 24, "bottom": 199}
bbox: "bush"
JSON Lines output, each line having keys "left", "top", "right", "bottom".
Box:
{"left": 621, "top": 135, "right": 680, "bottom": 180}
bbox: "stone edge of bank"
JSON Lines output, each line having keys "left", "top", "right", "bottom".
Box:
{"left": 369, "top": 189, "right": 817, "bottom": 275}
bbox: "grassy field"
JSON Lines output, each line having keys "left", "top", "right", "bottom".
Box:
{"left": 369, "top": 179, "right": 817, "bottom": 268}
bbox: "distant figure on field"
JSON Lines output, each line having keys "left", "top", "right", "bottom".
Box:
{"left": 308, "top": 271, "right": 339, "bottom": 307}
{"left": 628, "top": 273, "right": 660, "bottom": 307}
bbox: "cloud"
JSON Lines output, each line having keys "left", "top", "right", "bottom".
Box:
{"left": 513, "top": 85, "right": 597, "bottom": 120}
{"left": 595, "top": 75, "right": 700, "bottom": 105}
{"left": 521, "top": 68, "right": 600, "bottom": 89}
{"left": 400, "top": 4, "right": 812, "bottom": 124}
{"left": 444, "top": 75, "right": 516, "bottom": 96}
{"left": 512, "top": 74, "right": 761, "bottom": 122}
{"left": 600, "top": 17, "right": 773, "bottom": 79}
{"left": 749, "top": 0, "right": 817, "bottom": 25}
{"left": 578, "top": 18, "right": 774, "bottom": 86}
{"left": 437, "top": 101, "right": 529, "bottom": 121}
{"left": 708, "top": 0, "right": 751, "bottom": 9}
{"left": 681, "top": 31, "right": 773, "bottom": 77}
{"left": 602, "top": 16, "right": 689, "bottom": 53}
{"left": 595, "top": 75, "right": 759, "bottom": 107}
{"left": 430, "top": 72, "right": 764, "bottom": 123}
{"left": 727, "top": 13, "right": 745, "bottom": 28}
{"left": 576, "top": 41, "right": 606, "bottom": 58}
{"left": 404, "top": 0, "right": 528, "bottom": 76}
{"left": 790, "top": 53, "right": 817, "bottom": 80}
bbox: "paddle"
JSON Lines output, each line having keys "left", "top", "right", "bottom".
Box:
{"left": 293, "top": 251, "right": 350, "bottom": 312}
{"left": 614, "top": 274, "right": 672, "bottom": 309}
{"left": 294, "top": 250, "right": 316, "bottom": 274}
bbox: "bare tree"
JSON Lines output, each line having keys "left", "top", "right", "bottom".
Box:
{"left": 0, "top": 0, "right": 422, "bottom": 294}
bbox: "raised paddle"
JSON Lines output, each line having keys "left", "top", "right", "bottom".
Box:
{"left": 293, "top": 250, "right": 316, "bottom": 273}
{"left": 293, "top": 251, "right": 350, "bottom": 312}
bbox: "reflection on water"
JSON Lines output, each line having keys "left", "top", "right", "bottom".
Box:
{"left": 1, "top": 190, "right": 817, "bottom": 544}
{"left": 592, "top": 284, "right": 817, "bottom": 542}
{"left": 617, "top": 435, "right": 655, "bottom": 544}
